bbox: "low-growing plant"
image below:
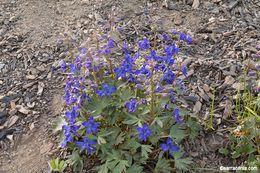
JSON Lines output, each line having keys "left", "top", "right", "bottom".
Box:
{"left": 219, "top": 48, "right": 260, "bottom": 168}
{"left": 58, "top": 28, "right": 200, "bottom": 172}
{"left": 49, "top": 158, "right": 67, "bottom": 173}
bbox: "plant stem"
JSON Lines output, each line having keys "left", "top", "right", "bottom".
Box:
{"left": 150, "top": 68, "right": 155, "bottom": 120}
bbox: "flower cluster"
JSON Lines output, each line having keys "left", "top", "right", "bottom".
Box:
{"left": 60, "top": 29, "right": 194, "bottom": 171}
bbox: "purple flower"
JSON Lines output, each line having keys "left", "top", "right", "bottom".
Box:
{"left": 160, "top": 137, "right": 180, "bottom": 153}
{"left": 161, "top": 69, "right": 175, "bottom": 84}
{"left": 114, "top": 53, "right": 133, "bottom": 79}
{"left": 179, "top": 33, "right": 192, "bottom": 44}
{"left": 155, "top": 85, "right": 163, "bottom": 93}
{"left": 138, "top": 38, "right": 150, "bottom": 50}
{"left": 82, "top": 117, "right": 100, "bottom": 134}
{"left": 137, "top": 123, "right": 151, "bottom": 142}
{"left": 96, "top": 83, "right": 117, "bottom": 97}
{"left": 173, "top": 108, "right": 182, "bottom": 124}
{"left": 60, "top": 60, "right": 67, "bottom": 71}
{"left": 164, "top": 44, "right": 179, "bottom": 59}
{"left": 161, "top": 33, "right": 169, "bottom": 41}
{"left": 125, "top": 98, "right": 138, "bottom": 112}
{"left": 65, "top": 106, "right": 79, "bottom": 124}
{"left": 75, "top": 137, "right": 97, "bottom": 154}
{"left": 61, "top": 125, "right": 80, "bottom": 147}
{"left": 107, "top": 38, "right": 115, "bottom": 49}
{"left": 78, "top": 47, "right": 87, "bottom": 54}
{"left": 135, "top": 64, "right": 151, "bottom": 78}
{"left": 181, "top": 66, "right": 188, "bottom": 78}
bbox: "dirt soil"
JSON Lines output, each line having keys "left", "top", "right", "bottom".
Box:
{"left": 0, "top": 0, "right": 259, "bottom": 172}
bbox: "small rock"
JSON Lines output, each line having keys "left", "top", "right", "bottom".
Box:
{"left": 26, "top": 75, "right": 37, "bottom": 80}
{"left": 37, "top": 82, "right": 44, "bottom": 96}
{"left": 16, "top": 105, "right": 30, "bottom": 115}
{"left": 174, "top": 15, "right": 183, "bottom": 25}
{"left": 0, "top": 63, "right": 5, "bottom": 71}
{"left": 224, "top": 76, "right": 235, "bottom": 85}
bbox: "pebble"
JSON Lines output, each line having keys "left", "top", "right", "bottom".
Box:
{"left": 0, "top": 63, "right": 5, "bottom": 71}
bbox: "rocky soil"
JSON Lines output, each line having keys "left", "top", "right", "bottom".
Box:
{"left": 0, "top": 0, "right": 259, "bottom": 172}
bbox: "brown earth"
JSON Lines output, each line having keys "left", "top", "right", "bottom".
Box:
{"left": 0, "top": 0, "right": 259, "bottom": 172}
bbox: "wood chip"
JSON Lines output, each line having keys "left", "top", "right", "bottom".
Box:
{"left": 16, "top": 105, "right": 30, "bottom": 115}
{"left": 193, "top": 101, "right": 202, "bottom": 114}
{"left": 192, "top": 0, "right": 200, "bottom": 9}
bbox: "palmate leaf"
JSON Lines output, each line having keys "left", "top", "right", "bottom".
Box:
{"left": 172, "top": 151, "right": 193, "bottom": 171}
{"left": 86, "top": 96, "right": 110, "bottom": 116}
{"left": 126, "top": 164, "right": 143, "bottom": 173}
{"left": 169, "top": 124, "right": 187, "bottom": 143}
{"left": 141, "top": 145, "right": 153, "bottom": 159}
{"left": 98, "top": 162, "right": 108, "bottom": 173}
{"left": 113, "top": 160, "right": 129, "bottom": 173}
{"left": 115, "top": 132, "right": 125, "bottom": 145}
{"left": 154, "top": 152, "right": 172, "bottom": 173}
{"left": 67, "top": 150, "right": 83, "bottom": 172}
{"left": 106, "top": 150, "right": 129, "bottom": 173}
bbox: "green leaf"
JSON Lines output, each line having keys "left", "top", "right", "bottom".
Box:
{"left": 154, "top": 152, "right": 172, "bottom": 173}
{"left": 172, "top": 151, "right": 193, "bottom": 171}
{"left": 126, "top": 164, "right": 143, "bottom": 173}
{"left": 97, "top": 136, "right": 107, "bottom": 145}
{"left": 98, "top": 162, "right": 108, "bottom": 173}
{"left": 87, "top": 96, "right": 110, "bottom": 116}
{"left": 115, "top": 132, "right": 125, "bottom": 145}
{"left": 113, "top": 160, "right": 129, "bottom": 173}
{"left": 169, "top": 124, "right": 187, "bottom": 143}
{"left": 186, "top": 117, "right": 201, "bottom": 140}
{"left": 141, "top": 145, "right": 153, "bottom": 159}
{"left": 123, "top": 119, "right": 139, "bottom": 125}
{"left": 231, "top": 150, "right": 241, "bottom": 159}
{"left": 219, "top": 147, "right": 229, "bottom": 156}
{"left": 53, "top": 116, "right": 67, "bottom": 133}
{"left": 67, "top": 150, "right": 83, "bottom": 172}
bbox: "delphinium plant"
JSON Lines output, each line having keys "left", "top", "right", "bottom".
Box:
{"left": 58, "top": 27, "right": 198, "bottom": 172}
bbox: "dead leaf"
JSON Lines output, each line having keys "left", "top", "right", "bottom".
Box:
{"left": 192, "top": 0, "right": 200, "bottom": 9}
{"left": 223, "top": 100, "right": 233, "bottom": 119}
{"left": 224, "top": 76, "right": 235, "bottom": 85}
{"left": 4, "top": 115, "right": 19, "bottom": 128}
{"left": 16, "top": 105, "right": 30, "bottom": 115}
{"left": 193, "top": 101, "right": 202, "bottom": 114}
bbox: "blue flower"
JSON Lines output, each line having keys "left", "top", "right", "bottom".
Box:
{"left": 164, "top": 44, "right": 179, "bottom": 59}
{"left": 75, "top": 137, "right": 97, "bottom": 154}
{"left": 78, "top": 47, "right": 87, "bottom": 54}
{"left": 82, "top": 117, "right": 100, "bottom": 134}
{"left": 160, "top": 138, "right": 180, "bottom": 153}
{"left": 60, "top": 60, "right": 67, "bottom": 71}
{"left": 155, "top": 84, "right": 163, "bottom": 93}
{"left": 125, "top": 98, "right": 138, "bottom": 112}
{"left": 114, "top": 53, "right": 133, "bottom": 79}
{"left": 61, "top": 125, "right": 80, "bottom": 147}
{"left": 96, "top": 83, "right": 117, "bottom": 97}
{"left": 181, "top": 66, "right": 188, "bottom": 78}
{"left": 65, "top": 106, "right": 79, "bottom": 124}
{"left": 179, "top": 33, "right": 192, "bottom": 44}
{"left": 138, "top": 38, "right": 150, "bottom": 50}
{"left": 135, "top": 64, "right": 151, "bottom": 79}
{"left": 137, "top": 123, "right": 151, "bottom": 142}
{"left": 161, "top": 33, "right": 169, "bottom": 41}
{"left": 173, "top": 108, "right": 182, "bottom": 124}
{"left": 107, "top": 38, "right": 115, "bottom": 48}
{"left": 161, "top": 69, "right": 175, "bottom": 84}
